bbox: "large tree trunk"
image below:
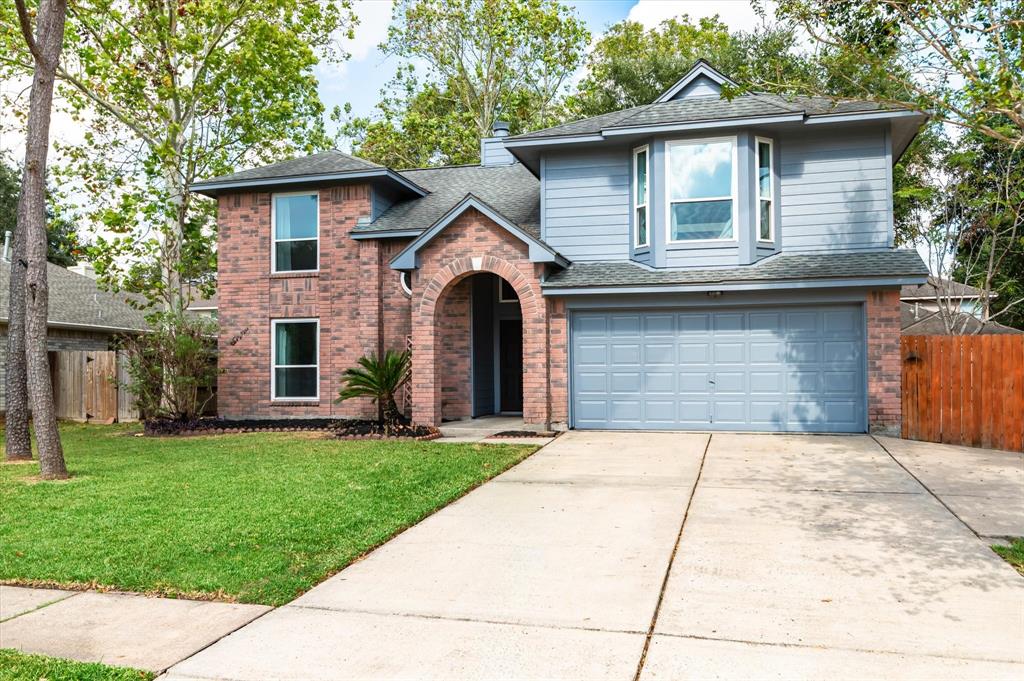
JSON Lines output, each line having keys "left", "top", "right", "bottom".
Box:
{"left": 4, "top": 217, "right": 31, "bottom": 460}
{"left": 16, "top": 0, "right": 68, "bottom": 479}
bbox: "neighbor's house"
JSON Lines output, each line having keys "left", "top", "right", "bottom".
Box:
{"left": 0, "top": 260, "right": 148, "bottom": 414}
{"left": 192, "top": 60, "right": 929, "bottom": 435}
{"left": 900, "top": 276, "right": 1021, "bottom": 335}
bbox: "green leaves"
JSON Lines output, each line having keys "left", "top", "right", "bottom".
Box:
{"left": 344, "top": 0, "right": 589, "bottom": 167}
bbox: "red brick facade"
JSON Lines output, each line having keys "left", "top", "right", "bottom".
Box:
{"left": 866, "top": 288, "right": 902, "bottom": 435}
{"left": 216, "top": 185, "right": 412, "bottom": 419}
{"left": 215, "top": 186, "right": 902, "bottom": 433}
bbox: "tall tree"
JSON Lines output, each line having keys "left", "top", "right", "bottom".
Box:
{"left": 766, "top": 0, "right": 1023, "bottom": 145}
{"left": 11, "top": 0, "right": 68, "bottom": 476}
{"left": 1, "top": 0, "right": 354, "bottom": 313}
{"left": 344, "top": 0, "right": 589, "bottom": 167}
{"left": 1, "top": 158, "right": 87, "bottom": 267}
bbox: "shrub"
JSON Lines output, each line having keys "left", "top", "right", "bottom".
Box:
{"left": 119, "top": 310, "right": 219, "bottom": 421}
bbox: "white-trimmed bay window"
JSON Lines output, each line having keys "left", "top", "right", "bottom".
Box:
{"left": 272, "top": 192, "right": 319, "bottom": 273}
{"left": 271, "top": 319, "right": 319, "bottom": 400}
{"left": 756, "top": 137, "right": 774, "bottom": 241}
{"left": 633, "top": 145, "right": 649, "bottom": 248}
{"left": 666, "top": 137, "right": 737, "bottom": 242}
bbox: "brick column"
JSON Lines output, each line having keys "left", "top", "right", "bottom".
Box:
{"left": 866, "top": 289, "right": 901, "bottom": 435}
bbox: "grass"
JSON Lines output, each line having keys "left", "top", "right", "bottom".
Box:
{"left": 0, "top": 423, "right": 536, "bottom": 605}
{"left": 0, "top": 649, "right": 154, "bottom": 681}
{"left": 992, "top": 538, "right": 1024, "bottom": 575}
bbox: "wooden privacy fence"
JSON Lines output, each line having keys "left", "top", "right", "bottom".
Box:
{"left": 901, "top": 335, "right": 1024, "bottom": 452}
{"left": 49, "top": 350, "right": 138, "bottom": 423}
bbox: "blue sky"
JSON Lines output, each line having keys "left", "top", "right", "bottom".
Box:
{"left": 319, "top": 0, "right": 770, "bottom": 143}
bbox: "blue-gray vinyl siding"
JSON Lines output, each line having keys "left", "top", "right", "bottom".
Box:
{"left": 542, "top": 147, "right": 630, "bottom": 262}
{"left": 571, "top": 304, "right": 866, "bottom": 432}
{"left": 669, "top": 75, "right": 721, "bottom": 100}
{"left": 778, "top": 127, "right": 892, "bottom": 252}
{"left": 481, "top": 137, "right": 515, "bottom": 166}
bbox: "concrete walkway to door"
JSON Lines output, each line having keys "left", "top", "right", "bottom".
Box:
{"left": 162, "top": 432, "right": 1024, "bottom": 681}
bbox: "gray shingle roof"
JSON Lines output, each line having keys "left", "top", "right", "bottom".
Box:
{"left": 0, "top": 261, "right": 149, "bottom": 331}
{"left": 901, "top": 276, "right": 986, "bottom": 300}
{"left": 195, "top": 150, "right": 383, "bottom": 186}
{"left": 510, "top": 93, "right": 894, "bottom": 141}
{"left": 901, "top": 302, "right": 1022, "bottom": 335}
{"left": 355, "top": 163, "right": 541, "bottom": 237}
{"left": 543, "top": 250, "right": 928, "bottom": 289}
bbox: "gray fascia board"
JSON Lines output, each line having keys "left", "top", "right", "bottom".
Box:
{"left": 190, "top": 169, "right": 429, "bottom": 197}
{"left": 543, "top": 275, "right": 927, "bottom": 296}
{"left": 350, "top": 229, "right": 423, "bottom": 240}
{"left": 503, "top": 134, "right": 605, "bottom": 148}
{"left": 602, "top": 114, "right": 805, "bottom": 137}
{"left": 803, "top": 109, "right": 922, "bottom": 125}
{"left": 390, "top": 195, "right": 567, "bottom": 270}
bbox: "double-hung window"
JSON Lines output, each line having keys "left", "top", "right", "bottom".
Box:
{"left": 666, "top": 138, "right": 736, "bottom": 241}
{"left": 272, "top": 319, "right": 319, "bottom": 400}
{"left": 633, "top": 145, "right": 649, "bottom": 248}
{"left": 756, "top": 137, "right": 774, "bottom": 241}
{"left": 273, "top": 193, "right": 318, "bottom": 272}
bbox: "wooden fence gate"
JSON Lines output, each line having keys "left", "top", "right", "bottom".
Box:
{"left": 50, "top": 350, "right": 138, "bottom": 423}
{"left": 901, "top": 335, "right": 1024, "bottom": 452}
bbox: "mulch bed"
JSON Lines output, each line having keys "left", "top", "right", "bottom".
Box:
{"left": 143, "top": 417, "right": 441, "bottom": 440}
{"left": 489, "top": 430, "right": 559, "bottom": 438}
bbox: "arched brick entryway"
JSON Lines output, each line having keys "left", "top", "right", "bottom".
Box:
{"left": 412, "top": 255, "right": 550, "bottom": 427}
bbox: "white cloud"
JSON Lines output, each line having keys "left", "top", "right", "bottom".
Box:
{"left": 344, "top": 0, "right": 394, "bottom": 62}
{"left": 626, "top": 0, "right": 775, "bottom": 34}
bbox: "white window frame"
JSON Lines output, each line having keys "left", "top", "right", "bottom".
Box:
{"left": 632, "top": 144, "right": 650, "bottom": 249}
{"left": 664, "top": 136, "right": 739, "bottom": 244}
{"left": 271, "top": 191, "right": 320, "bottom": 274}
{"left": 399, "top": 271, "right": 413, "bottom": 297}
{"left": 270, "top": 318, "right": 320, "bottom": 401}
{"left": 756, "top": 136, "right": 774, "bottom": 243}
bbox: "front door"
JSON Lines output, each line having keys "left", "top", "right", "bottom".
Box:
{"left": 499, "top": 319, "right": 523, "bottom": 413}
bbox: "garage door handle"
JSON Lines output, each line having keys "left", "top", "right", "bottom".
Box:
{"left": 708, "top": 380, "right": 715, "bottom": 385}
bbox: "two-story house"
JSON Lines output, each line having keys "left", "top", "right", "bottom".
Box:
{"left": 192, "top": 61, "right": 928, "bottom": 435}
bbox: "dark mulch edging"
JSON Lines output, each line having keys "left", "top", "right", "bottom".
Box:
{"left": 489, "top": 430, "right": 559, "bottom": 438}
{"left": 143, "top": 417, "right": 441, "bottom": 440}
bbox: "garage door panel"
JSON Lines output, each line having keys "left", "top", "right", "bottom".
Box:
{"left": 644, "top": 314, "right": 675, "bottom": 335}
{"left": 610, "top": 372, "right": 641, "bottom": 393}
{"left": 611, "top": 315, "right": 641, "bottom": 336}
{"left": 572, "top": 304, "right": 866, "bottom": 432}
{"left": 678, "top": 314, "right": 710, "bottom": 333}
{"left": 644, "top": 343, "right": 675, "bottom": 365}
{"left": 645, "top": 372, "right": 676, "bottom": 393}
{"left": 679, "top": 343, "right": 710, "bottom": 364}
{"left": 713, "top": 343, "right": 745, "bottom": 364}
{"left": 610, "top": 344, "right": 640, "bottom": 364}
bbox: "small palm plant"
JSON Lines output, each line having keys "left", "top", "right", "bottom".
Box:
{"left": 335, "top": 349, "right": 411, "bottom": 435}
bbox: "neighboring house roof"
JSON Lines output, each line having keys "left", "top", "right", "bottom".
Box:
{"left": 542, "top": 250, "right": 928, "bottom": 292}
{"left": 187, "top": 291, "right": 218, "bottom": 311}
{"left": 901, "top": 302, "right": 1022, "bottom": 335}
{"left": 354, "top": 163, "right": 541, "bottom": 238}
{"left": 0, "top": 261, "right": 148, "bottom": 333}
{"left": 190, "top": 149, "right": 428, "bottom": 197}
{"left": 900, "top": 276, "right": 988, "bottom": 301}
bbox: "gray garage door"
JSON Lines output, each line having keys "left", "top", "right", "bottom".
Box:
{"left": 571, "top": 305, "right": 866, "bottom": 432}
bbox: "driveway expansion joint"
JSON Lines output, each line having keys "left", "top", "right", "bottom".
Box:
{"left": 282, "top": 602, "right": 647, "bottom": 637}
{"left": 632, "top": 432, "right": 712, "bottom": 681}
{"left": 652, "top": 632, "right": 1024, "bottom": 666}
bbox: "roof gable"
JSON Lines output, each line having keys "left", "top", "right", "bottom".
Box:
{"left": 655, "top": 60, "right": 738, "bottom": 103}
{"left": 390, "top": 194, "right": 566, "bottom": 270}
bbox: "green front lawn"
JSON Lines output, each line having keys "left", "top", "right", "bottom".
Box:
{"left": 0, "top": 649, "right": 153, "bottom": 681}
{"left": 993, "top": 538, "right": 1024, "bottom": 575}
{"left": 0, "top": 424, "right": 535, "bottom": 605}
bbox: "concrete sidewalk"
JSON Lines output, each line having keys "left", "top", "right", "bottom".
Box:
{"left": 0, "top": 586, "right": 269, "bottom": 672}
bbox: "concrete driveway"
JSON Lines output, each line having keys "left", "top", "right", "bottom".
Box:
{"left": 163, "top": 432, "right": 1024, "bottom": 681}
